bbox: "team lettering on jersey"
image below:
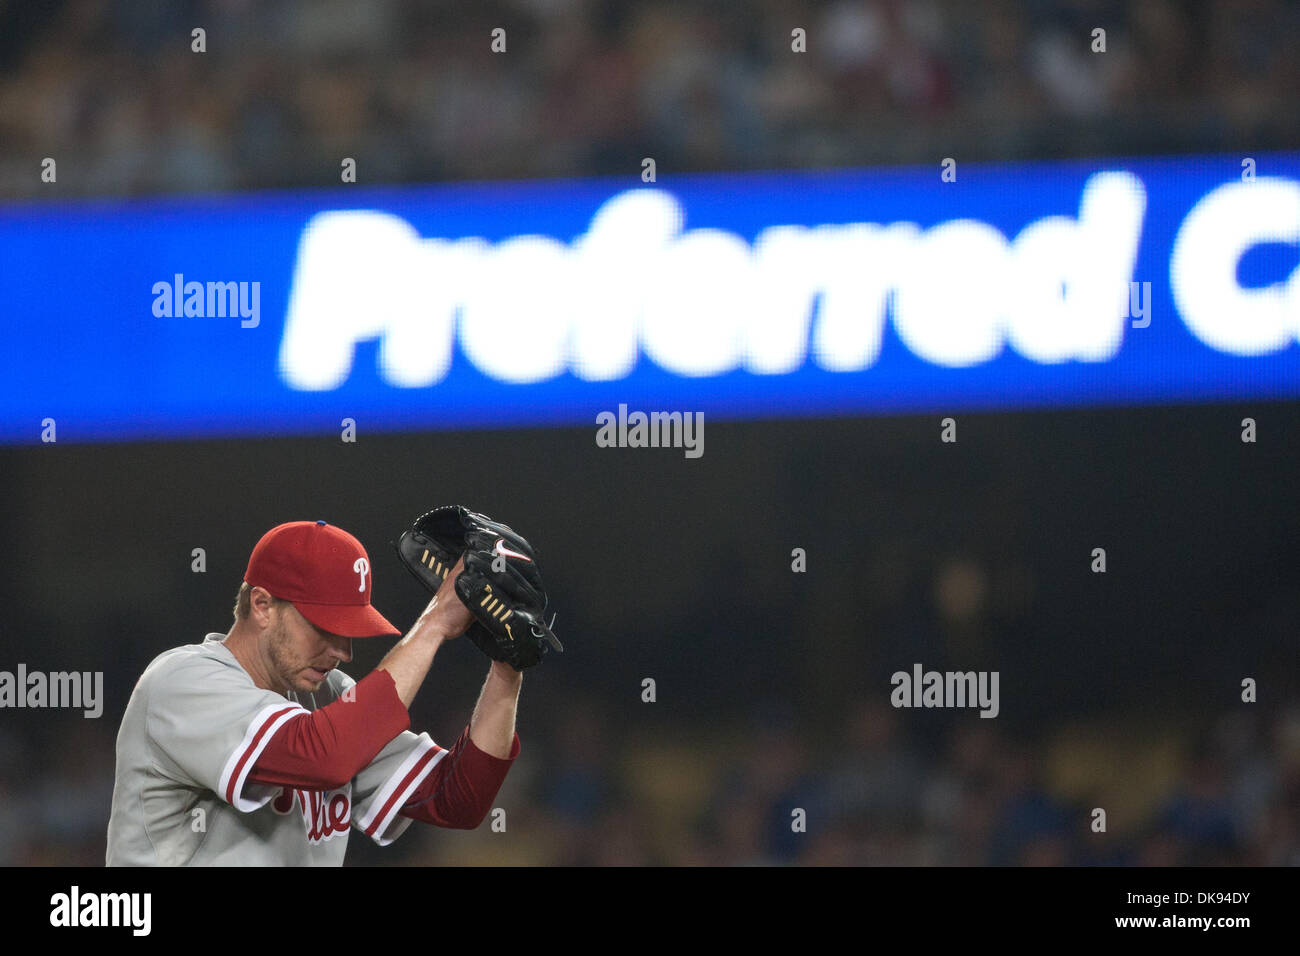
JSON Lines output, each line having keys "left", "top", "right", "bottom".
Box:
{"left": 272, "top": 784, "right": 351, "bottom": 844}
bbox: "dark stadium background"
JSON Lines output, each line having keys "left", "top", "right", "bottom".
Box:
{"left": 1, "top": 0, "right": 1298, "bottom": 866}
{"left": 2, "top": 404, "right": 1297, "bottom": 865}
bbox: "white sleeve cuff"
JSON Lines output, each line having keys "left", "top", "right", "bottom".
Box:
{"left": 355, "top": 734, "right": 448, "bottom": 845}
{"left": 217, "top": 702, "right": 309, "bottom": 812}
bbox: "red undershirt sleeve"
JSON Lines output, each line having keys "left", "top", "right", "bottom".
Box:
{"left": 398, "top": 726, "right": 521, "bottom": 829}
{"left": 247, "top": 670, "right": 410, "bottom": 791}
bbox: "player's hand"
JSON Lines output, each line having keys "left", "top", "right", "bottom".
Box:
{"left": 418, "top": 556, "right": 474, "bottom": 640}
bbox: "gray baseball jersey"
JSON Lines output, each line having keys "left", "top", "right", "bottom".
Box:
{"left": 106, "top": 634, "right": 445, "bottom": 865}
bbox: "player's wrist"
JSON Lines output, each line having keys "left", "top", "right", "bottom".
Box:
{"left": 412, "top": 597, "right": 470, "bottom": 643}
{"left": 489, "top": 659, "right": 523, "bottom": 684}
{"left": 412, "top": 621, "right": 456, "bottom": 646}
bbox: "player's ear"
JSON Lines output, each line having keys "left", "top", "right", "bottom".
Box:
{"left": 248, "top": 586, "right": 278, "bottom": 628}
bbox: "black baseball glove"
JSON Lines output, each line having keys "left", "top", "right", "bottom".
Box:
{"left": 395, "top": 505, "right": 562, "bottom": 670}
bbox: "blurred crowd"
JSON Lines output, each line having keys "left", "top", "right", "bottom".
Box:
{"left": 6, "top": 698, "right": 1297, "bottom": 866}
{"left": 2, "top": 0, "right": 1298, "bottom": 200}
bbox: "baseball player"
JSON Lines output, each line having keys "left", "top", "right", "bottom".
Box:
{"left": 106, "top": 514, "right": 555, "bottom": 866}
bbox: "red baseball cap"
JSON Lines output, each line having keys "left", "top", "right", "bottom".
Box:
{"left": 244, "top": 520, "right": 400, "bottom": 638}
